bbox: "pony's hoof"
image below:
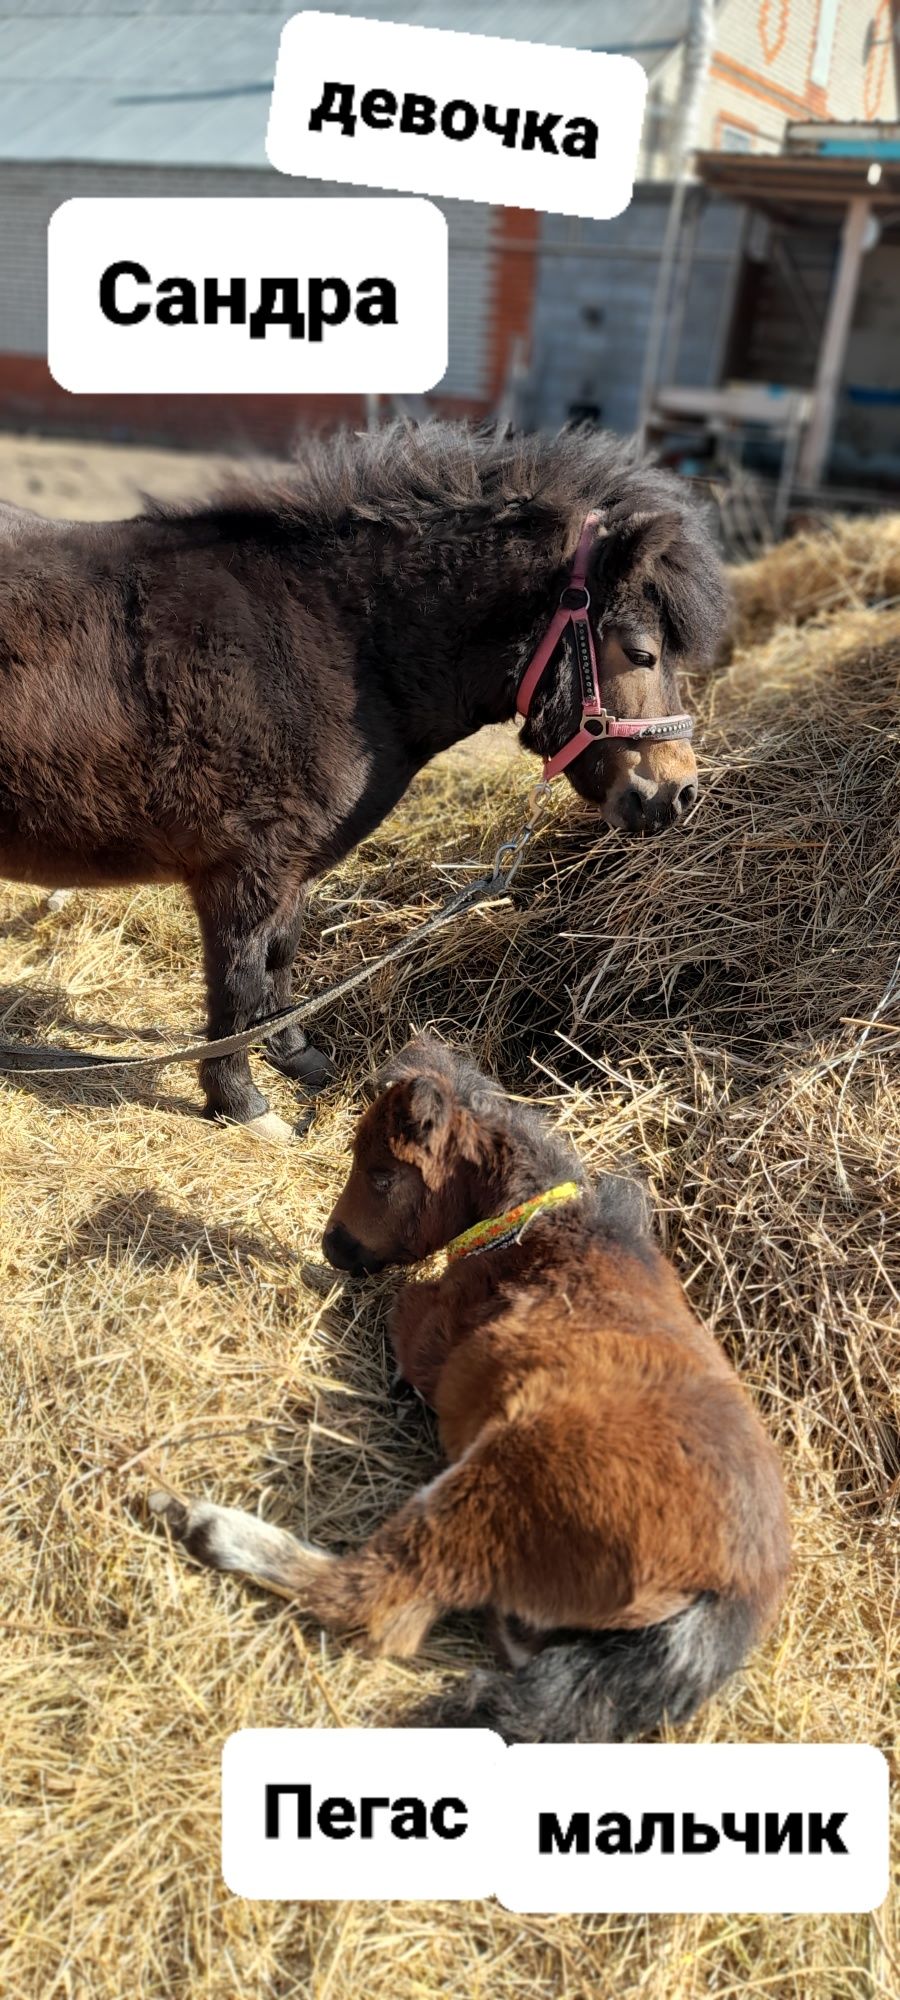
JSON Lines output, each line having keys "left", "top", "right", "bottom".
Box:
{"left": 265, "top": 1041, "right": 335, "bottom": 1091}
{"left": 243, "top": 1111, "right": 296, "bottom": 1145}
{"left": 46, "top": 888, "right": 74, "bottom": 913}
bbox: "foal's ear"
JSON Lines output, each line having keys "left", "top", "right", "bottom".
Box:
{"left": 372, "top": 1033, "right": 453, "bottom": 1097}
{"left": 385, "top": 1075, "right": 453, "bottom": 1188}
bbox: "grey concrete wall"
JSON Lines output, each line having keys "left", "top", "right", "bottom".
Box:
{"left": 526, "top": 186, "right": 745, "bottom": 435}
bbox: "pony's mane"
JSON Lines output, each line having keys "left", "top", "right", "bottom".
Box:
{"left": 148, "top": 421, "right": 697, "bottom": 536}
{"left": 146, "top": 420, "right": 728, "bottom": 661}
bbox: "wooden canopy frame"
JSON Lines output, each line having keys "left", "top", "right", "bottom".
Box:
{"left": 695, "top": 146, "right": 900, "bottom": 487}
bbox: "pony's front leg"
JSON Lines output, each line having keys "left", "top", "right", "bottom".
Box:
{"left": 192, "top": 867, "right": 294, "bottom": 1141}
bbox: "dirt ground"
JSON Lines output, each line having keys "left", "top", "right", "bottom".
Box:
{"left": 0, "top": 430, "right": 253, "bottom": 519}
{"left": 0, "top": 434, "right": 897, "bottom": 2000}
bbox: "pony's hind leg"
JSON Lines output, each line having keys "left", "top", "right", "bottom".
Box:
{"left": 150, "top": 1492, "right": 332, "bottom": 1589}
{"left": 192, "top": 867, "right": 294, "bottom": 1139}
{"left": 261, "top": 891, "right": 334, "bottom": 1091}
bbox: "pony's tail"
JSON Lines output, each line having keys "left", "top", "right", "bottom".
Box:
{"left": 411, "top": 1594, "right": 758, "bottom": 1744}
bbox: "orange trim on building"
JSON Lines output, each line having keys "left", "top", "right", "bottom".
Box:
{"left": 711, "top": 50, "right": 828, "bottom": 117}
{"left": 486, "top": 205, "right": 541, "bottom": 405}
{"left": 714, "top": 108, "right": 761, "bottom": 149}
{"left": 864, "top": 0, "right": 892, "bottom": 118}
{"left": 757, "top": 0, "right": 791, "bottom": 68}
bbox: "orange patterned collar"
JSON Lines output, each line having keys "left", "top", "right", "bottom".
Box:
{"left": 445, "top": 1181, "right": 581, "bottom": 1264}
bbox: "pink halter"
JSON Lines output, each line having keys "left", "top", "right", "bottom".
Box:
{"left": 516, "top": 511, "right": 694, "bottom": 782}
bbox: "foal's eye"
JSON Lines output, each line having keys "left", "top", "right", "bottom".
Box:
{"left": 368, "top": 1168, "right": 394, "bottom": 1195}
{"left": 624, "top": 647, "right": 656, "bottom": 668}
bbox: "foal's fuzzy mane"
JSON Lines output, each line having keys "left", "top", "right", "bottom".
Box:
{"left": 148, "top": 420, "right": 728, "bottom": 661}
{"left": 381, "top": 1033, "right": 654, "bottom": 1251}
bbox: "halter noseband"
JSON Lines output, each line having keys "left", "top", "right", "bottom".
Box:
{"left": 516, "top": 510, "right": 695, "bottom": 782}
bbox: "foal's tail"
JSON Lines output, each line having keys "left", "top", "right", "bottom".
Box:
{"left": 412, "top": 1593, "right": 759, "bottom": 1744}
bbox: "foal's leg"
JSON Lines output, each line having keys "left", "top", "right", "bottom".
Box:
{"left": 192, "top": 867, "right": 296, "bottom": 1138}
{"left": 151, "top": 1447, "right": 502, "bottom": 1658}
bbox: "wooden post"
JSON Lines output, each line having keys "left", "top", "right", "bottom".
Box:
{"left": 797, "top": 195, "right": 871, "bottom": 489}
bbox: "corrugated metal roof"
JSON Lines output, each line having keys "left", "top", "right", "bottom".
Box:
{"left": 0, "top": 1, "right": 689, "bottom": 168}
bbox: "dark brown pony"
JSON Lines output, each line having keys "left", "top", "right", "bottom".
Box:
{"left": 154, "top": 1037, "right": 789, "bottom": 1742}
{"left": 0, "top": 425, "right": 726, "bottom": 1138}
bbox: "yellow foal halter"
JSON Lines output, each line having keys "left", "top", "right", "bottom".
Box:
{"left": 445, "top": 1181, "right": 581, "bottom": 1264}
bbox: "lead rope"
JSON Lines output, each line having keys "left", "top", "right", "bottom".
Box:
{"left": 0, "top": 784, "right": 552, "bottom": 1078}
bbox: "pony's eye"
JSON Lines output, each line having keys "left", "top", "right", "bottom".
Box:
{"left": 624, "top": 648, "right": 656, "bottom": 668}
{"left": 369, "top": 1168, "right": 394, "bottom": 1195}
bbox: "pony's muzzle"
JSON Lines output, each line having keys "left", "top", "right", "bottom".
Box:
{"left": 604, "top": 739, "right": 699, "bottom": 834}
{"left": 618, "top": 774, "right": 698, "bottom": 833}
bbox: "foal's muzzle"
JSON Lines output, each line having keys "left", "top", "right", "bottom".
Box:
{"left": 322, "top": 1221, "right": 385, "bottom": 1276}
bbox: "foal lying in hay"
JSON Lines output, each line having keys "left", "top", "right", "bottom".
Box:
{"left": 0, "top": 421, "right": 724, "bottom": 1139}
{"left": 153, "top": 1036, "right": 789, "bottom": 1743}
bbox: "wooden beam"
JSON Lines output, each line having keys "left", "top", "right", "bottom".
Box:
{"left": 797, "top": 195, "right": 871, "bottom": 488}
{"left": 892, "top": 1, "right": 900, "bottom": 118}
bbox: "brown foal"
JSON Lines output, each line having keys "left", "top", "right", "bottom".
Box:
{"left": 153, "top": 1037, "right": 788, "bottom": 1742}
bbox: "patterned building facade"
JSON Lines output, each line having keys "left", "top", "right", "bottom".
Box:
{"left": 643, "top": 0, "right": 900, "bottom": 171}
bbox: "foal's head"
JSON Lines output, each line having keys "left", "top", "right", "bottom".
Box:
{"left": 322, "top": 1036, "right": 576, "bottom": 1276}
{"left": 525, "top": 490, "right": 727, "bottom": 834}
{"left": 322, "top": 1042, "right": 489, "bottom": 1275}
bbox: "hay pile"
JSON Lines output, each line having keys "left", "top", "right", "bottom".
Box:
{"left": 1, "top": 520, "right": 898, "bottom": 1999}
{"left": 728, "top": 510, "right": 900, "bottom": 651}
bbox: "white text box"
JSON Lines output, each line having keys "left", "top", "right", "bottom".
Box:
{"left": 48, "top": 197, "right": 448, "bottom": 395}
{"left": 222, "top": 1728, "right": 504, "bottom": 1900}
{"left": 267, "top": 12, "right": 646, "bottom": 221}
{"left": 496, "top": 1743, "right": 890, "bottom": 1914}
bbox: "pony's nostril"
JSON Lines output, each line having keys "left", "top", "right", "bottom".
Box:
{"left": 619, "top": 786, "right": 646, "bottom": 831}
{"left": 323, "top": 1221, "right": 386, "bottom": 1277}
{"left": 676, "top": 781, "right": 698, "bottom": 815}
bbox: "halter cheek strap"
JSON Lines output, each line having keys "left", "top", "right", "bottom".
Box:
{"left": 516, "top": 510, "right": 694, "bottom": 782}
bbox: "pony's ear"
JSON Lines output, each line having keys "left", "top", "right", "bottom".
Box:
{"left": 611, "top": 509, "right": 684, "bottom": 575}
{"left": 385, "top": 1075, "right": 454, "bottom": 1189}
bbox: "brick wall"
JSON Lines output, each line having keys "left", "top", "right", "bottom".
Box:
{"left": 0, "top": 161, "right": 538, "bottom": 445}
